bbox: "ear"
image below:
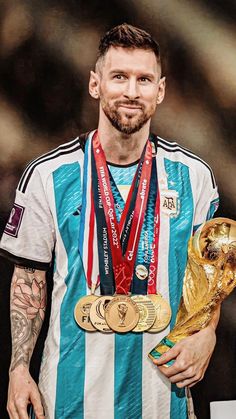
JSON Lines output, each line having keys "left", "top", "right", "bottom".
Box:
{"left": 156, "top": 76, "right": 166, "bottom": 105}
{"left": 89, "top": 71, "right": 100, "bottom": 99}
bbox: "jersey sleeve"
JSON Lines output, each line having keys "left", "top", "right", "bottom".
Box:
{"left": 193, "top": 166, "right": 219, "bottom": 233}
{"left": 0, "top": 168, "right": 55, "bottom": 270}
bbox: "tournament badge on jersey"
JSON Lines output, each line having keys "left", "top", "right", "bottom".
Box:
{"left": 160, "top": 189, "right": 180, "bottom": 217}
{"left": 4, "top": 203, "right": 25, "bottom": 237}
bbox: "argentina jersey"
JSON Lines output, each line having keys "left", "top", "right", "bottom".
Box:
{"left": 0, "top": 131, "right": 219, "bottom": 419}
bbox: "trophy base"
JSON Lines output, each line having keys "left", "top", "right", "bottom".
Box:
{"left": 148, "top": 337, "right": 175, "bottom": 366}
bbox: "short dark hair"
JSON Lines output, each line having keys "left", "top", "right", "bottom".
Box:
{"left": 96, "top": 23, "right": 161, "bottom": 69}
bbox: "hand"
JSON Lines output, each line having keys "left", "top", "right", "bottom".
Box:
{"left": 7, "top": 365, "right": 45, "bottom": 419}
{"left": 153, "top": 326, "right": 216, "bottom": 388}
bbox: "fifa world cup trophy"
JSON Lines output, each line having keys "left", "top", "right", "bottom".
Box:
{"left": 149, "top": 218, "right": 236, "bottom": 363}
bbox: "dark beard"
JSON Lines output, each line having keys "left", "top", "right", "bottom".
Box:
{"left": 102, "top": 101, "right": 151, "bottom": 135}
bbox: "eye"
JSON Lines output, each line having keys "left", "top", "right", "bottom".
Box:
{"left": 139, "top": 77, "right": 152, "bottom": 84}
{"left": 113, "top": 74, "right": 126, "bottom": 80}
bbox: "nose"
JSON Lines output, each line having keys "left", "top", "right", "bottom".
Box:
{"left": 123, "top": 78, "right": 140, "bottom": 100}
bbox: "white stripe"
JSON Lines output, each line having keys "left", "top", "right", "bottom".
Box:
{"left": 83, "top": 133, "right": 115, "bottom": 418}
{"left": 142, "top": 333, "right": 171, "bottom": 419}
{"left": 82, "top": 131, "right": 100, "bottom": 292}
{"left": 188, "top": 165, "right": 198, "bottom": 229}
{"left": 142, "top": 153, "right": 171, "bottom": 418}
{"left": 38, "top": 175, "right": 68, "bottom": 419}
{"left": 83, "top": 137, "right": 92, "bottom": 282}
{"left": 156, "top": 153, "right": 172, "bottom": 307}
{"left": 84, "top": 333, "right": 115, "bottom": 419}
{"left": 82, "top": 134, "right": 100, "bottom": 290}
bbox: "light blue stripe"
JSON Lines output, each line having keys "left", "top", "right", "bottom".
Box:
{"left": 115, "top": 333, "right": 143, "bottom": 419}
{"left": 53, "top": 162, "right": 86, "bottom": 419}
{"left": 164, "top": 158, "right": 194, "bottom": 419}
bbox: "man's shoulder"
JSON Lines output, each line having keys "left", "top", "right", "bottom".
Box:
{"left": 156, "top": 135, "right": 204, "bottom": 164}
{"left": 155, "top": 134, "right": 216, "bottom": 188}
{"left": 17, "top": 131, "right": 92, "bottom": 194}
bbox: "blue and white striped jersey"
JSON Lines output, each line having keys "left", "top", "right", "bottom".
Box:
{"left": 0, "top": 131, "right": 219, "bottom": 419}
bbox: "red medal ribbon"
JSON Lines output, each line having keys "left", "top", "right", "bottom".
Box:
{"left": 92, "top": 131, "right": 153, "bottom": 294}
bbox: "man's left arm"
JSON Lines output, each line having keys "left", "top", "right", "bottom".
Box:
{"left": 154, "top": 160, "right": 221, "bottom": 387}
{"left": 154, "top": 305, "right": 220, "bottom": 388}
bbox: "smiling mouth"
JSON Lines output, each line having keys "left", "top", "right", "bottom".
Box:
{"left": 121, "top": 105, "right": 141, "bottom": 109}
{"left": 116, "top": 100, "right": 143, "bottom": 109}
{"left": 119, "top": 104, "right": 142, "bottom": 111}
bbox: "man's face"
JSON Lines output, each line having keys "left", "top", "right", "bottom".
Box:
{"left": 90, "top": 47, "right": 165, "bottom": 135}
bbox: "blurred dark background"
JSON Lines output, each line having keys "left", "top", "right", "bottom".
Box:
{"left": 0, "top": 1, "right": 235, "bottom": 418}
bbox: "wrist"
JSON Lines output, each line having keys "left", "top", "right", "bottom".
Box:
{"left": 208, "top": 322, "right": 217, "bottom": 332}
{"left": 204, "top": 322, "right": 217, "bottom": 337}
{"left": 9, "top": 362, "right": 30, "bottom": 375}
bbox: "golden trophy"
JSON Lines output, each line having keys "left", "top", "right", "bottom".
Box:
{"left": 149, "top": 218, "right": 236, "bottom": 364}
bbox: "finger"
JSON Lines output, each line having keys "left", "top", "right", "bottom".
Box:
{"left": 165, "top": 369, "right": 196, "bottom": 384}
{"left": 31, "top": 400, "right": 45, "bottom": 419}
{"left": 30, "top": 389, "right": 45, "bottom": 419}
{"left": 175, "top": 371, "right": 204, "bottom": 389}
{"left": 7, "top": 402, "right": 20, "bottom": 419}
{"left": 16, "top": 401, "right": 30, "bottom": 419}
{"left": 157, "top": 357, "right": 189, "bottom": 378}
{"left": 187, "top": 371, "right": 205, "bottom": 388}
{"left": 188, "top": 378, "right": 202, "bottom": 388}
{"left": 153, "top": 346, "right": 181, "bottom": 366}
{"left": 175, "top": 377, "right": 200, "bottom": 389}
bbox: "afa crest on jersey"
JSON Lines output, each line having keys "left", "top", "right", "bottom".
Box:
{"left": 160, "top": 190, "right": 180, "bottom": 217}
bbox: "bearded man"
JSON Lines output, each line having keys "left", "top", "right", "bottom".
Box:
{"left": 1, "top": 23, "right": 219, "bottom": 419}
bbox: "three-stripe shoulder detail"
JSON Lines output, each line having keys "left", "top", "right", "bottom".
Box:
{"left": 18, "top": 137, "right": 82, "bottom": 194}
{"left": 157, "top": 136, "right": 216, "bottom": 188}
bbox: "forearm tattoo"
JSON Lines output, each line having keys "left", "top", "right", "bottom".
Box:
{"left": 10, "top": 266, "right": 47, "bottom": 372}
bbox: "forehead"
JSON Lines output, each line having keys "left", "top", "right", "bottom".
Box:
{"left": 101, "top": 46, "right": 160, "bottom": 76}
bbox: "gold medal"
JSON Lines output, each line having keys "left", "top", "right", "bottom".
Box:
{"left": 74, "top": 295, "right": 98, "bottom": 332}
{"left": 135, "top": 264, "right": 148, "bottom": 280}
{"left": 131, "top": 295, "right": 156, "bottom": 332}
{"left": 148, "top": 294, "right": 172, "bottom": 333}
{"left": 105, "top": 295, "right": 139, "bottom": 333}
{"left": 90, "top": 296, "right": 113, "bottom": 333}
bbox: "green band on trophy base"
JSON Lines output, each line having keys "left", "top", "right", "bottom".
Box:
{"left": 148, "top": 337, "right": 175, "bottom": 366}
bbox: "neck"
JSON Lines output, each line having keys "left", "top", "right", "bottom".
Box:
{"left": 97, "top": 119, "right": 151, "bottom": 165}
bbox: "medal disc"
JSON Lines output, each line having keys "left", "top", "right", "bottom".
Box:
{"left": 135, "top": 265, "right": 148, "bottom": 280}
{"left": 131, "top": 295, "right": 156, "bottom": 332}
{"left": 147, "top": 294, "right": 172, "bottom": 333}
{"left": 90, "top": 296, "right": 113, "bottom": 333}
{"left": 74, "top": 295, "right": 98, "bottom": 332}
{"left": 105, "top": 295, "right": 139, "bottom": 333}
